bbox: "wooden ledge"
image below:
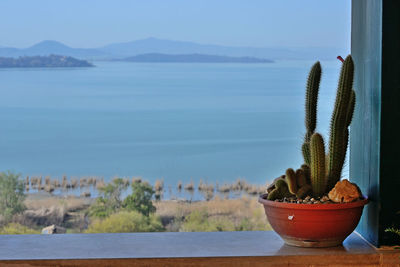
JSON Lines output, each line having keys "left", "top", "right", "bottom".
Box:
{"left": 0, "top": 231, "right": 395, "bottom": 266}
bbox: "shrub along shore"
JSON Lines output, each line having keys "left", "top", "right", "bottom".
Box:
{"left": 0, "top": 172, "right": 271, "bottom": 234}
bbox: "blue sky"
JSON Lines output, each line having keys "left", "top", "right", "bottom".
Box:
{"left": 0, "top": 0, "right": 350, "bottom": 49}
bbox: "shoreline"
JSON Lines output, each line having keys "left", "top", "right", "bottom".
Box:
{"left": 23, "top": 176, "right": 268, "bottom": 202}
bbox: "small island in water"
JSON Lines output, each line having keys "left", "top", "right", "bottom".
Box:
{"left": 118, "top": 53, "right": 273, "bottom": 63}
{"left": 0, "top": 55, "right": 94, "bottom": 68}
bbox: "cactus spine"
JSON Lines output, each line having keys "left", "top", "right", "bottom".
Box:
{"left": 310, "top": 133, "right": 326, "bottom": 197}
{"left": 327, "top": 56, "right": 355, "bottom": 191}
{"left": 302, "top": 62, "right": 321, "bottom": 165}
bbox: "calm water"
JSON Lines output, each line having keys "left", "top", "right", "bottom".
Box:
{"left": 0, "top": 61, "right": 346, "bottom": 187}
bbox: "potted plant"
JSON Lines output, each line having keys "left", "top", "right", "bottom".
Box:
{"left": 259, "top": 55, "right": 368, "bottom": 248}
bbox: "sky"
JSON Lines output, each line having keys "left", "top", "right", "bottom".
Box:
{"left": 0, "top": 0, "right": 351, "bottom": 49}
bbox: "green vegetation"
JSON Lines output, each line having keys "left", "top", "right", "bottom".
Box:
{"left": 88, "top": 178, "right": 129, "bottom": 218}
{"left": 0, "top": 172, "right": 26, "bottom": 223}
{"left": 0, "top": 223, "right": 39, "bottom": 235}
{"left": 86, "top": 179, "right": 161, "bottom": 233}
{"left": 181, "top": 210, "right": 235, "bottom": 232}
{"left": 122, "top": 181, "right": 156, "bottom": 216}
{"left": 386, "top": 228, "right": 400, "bottom": 237}
{"left": 89, "top": 178, "right": 156, "bottom": 219}
{"left": 85, "top": 211, "right": 163, "bottom": 233}
{"left": 385, "top": 228, "right": 400, "bottom": 248}
{"left": 268, "top": 55, "right": 356, "bottom": 199}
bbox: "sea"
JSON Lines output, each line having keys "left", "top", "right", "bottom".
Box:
{"left": 0, "top": 60, "right": 348, "bottom": 196}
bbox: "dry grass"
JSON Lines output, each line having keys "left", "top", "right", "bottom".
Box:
{"left": 132, "top": 177, "right": 142, "bottom": 184}
{"left": 154, "top": 179, "right": 164, "bottom": 192}
{"left": 71, "top": 178, "right": 78, "bottom": 189}
{"left": 79, "top": 178, "right": 87, "bottom": 187}
{"left": 154, "top": 195, "right": 271, "bottom": 231}
{"left": 177, "top": 181, "right": 182, "bottom": 191}
{"left": 96, "top": 179, "right": 106, "bottom": 190}
{"left": 87, "top": 177, "right": 97, "bottom": 186}
{"left": 51, "top": 179, "right": 60, "bottom": 188}
{"left": 184, "top": 180, "right": 194, "bottom": 191}
{"left": 216, "top": 183, "right": 231, "bottom": 193}
{"left": 17, "top": 195, "right": 93, "bottom": 231}
{"left": 25, "top": 195, "right": 92, "bottom": 211}
{"left": 45, "top": 176, "right": 50, "bottom": 186}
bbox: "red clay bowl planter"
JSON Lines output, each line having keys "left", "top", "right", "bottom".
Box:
{"left": 258, "top": 193, "right": 369, "bottom": 248}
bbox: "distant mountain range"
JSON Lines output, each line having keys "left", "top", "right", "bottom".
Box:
{"left": 0, "top": 41, "right": 106, "bottom": 59}
{"left": 119, "top": 53, "right": 273, "bottom": 63}
{"left": 0, "top": 38, "right": 347, "bottom": 61}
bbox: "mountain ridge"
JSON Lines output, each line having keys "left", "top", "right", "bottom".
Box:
{"left": 119, "top": 53, "right": 274, "bottom": 63}
{"left": 0, "top": 38, "right": 347, "bottom": 61}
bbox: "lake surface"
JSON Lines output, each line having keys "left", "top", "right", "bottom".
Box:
{"left": 0, "top": 61, "right": 347, "bottom": 187}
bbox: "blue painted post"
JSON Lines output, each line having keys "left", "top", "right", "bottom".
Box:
{"left": 351, "top": 0, "right": 400, "bottom": 246}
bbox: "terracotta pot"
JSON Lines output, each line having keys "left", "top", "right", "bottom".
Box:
{"left": 258, "top": 193, "right": 369, "bottom": 248}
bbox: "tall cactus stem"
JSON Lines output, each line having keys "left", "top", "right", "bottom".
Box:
{"left": 302, "top": 62, "right": 321, "bottom": 164}
{"left": 305, "top": 61, "right": 321, "bottom": 138}
{"left": 327, "top": 55, "right": 354, "bottom": 191}
{"left": 310, "top": 133, "right": 326, "bottom": 197}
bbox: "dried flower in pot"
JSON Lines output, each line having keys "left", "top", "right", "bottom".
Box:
{"left": 259, "top": 55, "right": 368, "bottom": 247}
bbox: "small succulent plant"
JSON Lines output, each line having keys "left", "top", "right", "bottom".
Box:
{"left": 268, "top": 55, "right": 355, "bottom": 200}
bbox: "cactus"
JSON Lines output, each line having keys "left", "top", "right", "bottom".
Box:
{"left": 267, "top": 175, "right": 285, "bottom": 193}
{"left": 301, "top": 164, "right": 311, "bottom": 184}
{"left": 296, "top": 184, "right": 312, "bottom": 199}
{"left": 267, "top": 179, "right": 293, "bottom": 200}
{"left": 265, "top": 55, "right": 355, "bottom": 201}
{"left": 285, "top": 168, "right": 297, "bottom": 194}
{"left": 302, "top": 143, "right": 311, "bottom": 166}
{"left": 310, "top": 133, "right": 326, "bottom": 197}
{"left": 327, "top": 56, "right": 355, "bottom": 191}
{"left": 296, "top": 168, "right": 313, "bottom": 199}
{"left": 296, "top": 169, "right": 307, "bottom": 187}
{"left": 284, "top": 168, "right": 310, "bottom": 196}
{"left": 302, "top": 62, "right": 321, "bottom": 165}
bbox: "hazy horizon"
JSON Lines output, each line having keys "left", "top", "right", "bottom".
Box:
{"left": 0, "top": 1, "right": 350, "bottom": 50}
{"left": 0, "top": 37, "right": 347, "bottom": 50}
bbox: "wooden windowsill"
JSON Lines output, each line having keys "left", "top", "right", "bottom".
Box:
{"left": 0, "top": 231, "right": 398, "bottom": 266}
